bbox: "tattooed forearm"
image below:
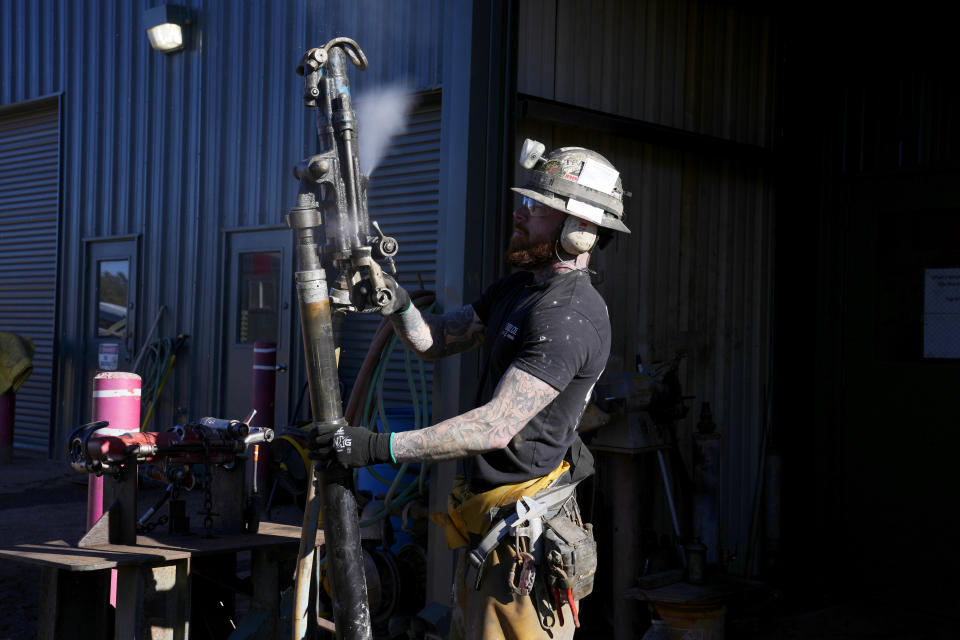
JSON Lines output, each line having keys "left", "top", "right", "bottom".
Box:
{"left": 389, "top": 304, "right": 485, "bottom": 359}
{"left": 392, "top": 366, "right": 559, "bottom": 462}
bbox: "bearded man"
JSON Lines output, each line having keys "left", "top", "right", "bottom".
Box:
{"left": 313, "top": 141, "right": 631, "bottom": 639}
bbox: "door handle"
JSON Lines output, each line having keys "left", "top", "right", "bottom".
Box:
{"left": 275, "top": 364, "right": 288, "bottom": 373}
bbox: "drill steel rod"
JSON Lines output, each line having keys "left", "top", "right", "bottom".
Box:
{"left": 291, "top": 224, "right": 371, "bottom": 639}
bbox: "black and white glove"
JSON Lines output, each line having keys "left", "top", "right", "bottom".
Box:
{"left": 309, "top": 425, "right": 392, "bottom": 469}
{"left": 377, "top": 274, "right": 411, "bottom": 317}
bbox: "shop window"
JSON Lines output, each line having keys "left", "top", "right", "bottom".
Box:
{"left": 97, "top": 259, "right": 130, "bottom": 338}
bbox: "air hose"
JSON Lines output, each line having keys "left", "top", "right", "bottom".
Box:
{"left": 352, "top": 290, "right": 435, "bottom": 526}
{"left": 137, "top": 334, "right": 188, "bottom": 431}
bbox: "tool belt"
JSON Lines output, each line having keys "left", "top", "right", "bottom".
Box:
{"left": 429, "top": 462, "right": 570, "bottom": 550}
{"left": 444, "top": 474, "right": 597, "bottom": 604}
{"left": 463, "top": 481, "right": 577, "bottom": 590}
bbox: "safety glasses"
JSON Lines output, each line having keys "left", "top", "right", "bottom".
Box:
{"left": 521, "top": 195, "right": 561, "bottom": 217}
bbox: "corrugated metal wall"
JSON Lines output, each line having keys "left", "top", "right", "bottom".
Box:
{"left": 0, "top": 101, "right": 60, "bottom": 452}
{"left": 518, "top": 0, "right": 777, "bottom": 574}
{"left": 518, "top": 0, "right": 776, "bottom": 147}
{"left": 0, "top": 0, "right": 444, "bottom": 450}
{"left": 339, "top": 99, "right": 441, "bottom": 410}
{"left": 838, "top": 68, "right": 960, "bottom": 175}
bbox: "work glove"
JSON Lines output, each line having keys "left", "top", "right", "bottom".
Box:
{"left": 376, "top": 274, "right": 411, "bottom": 317}
{"left": 309, "top": 424, "right": 392, "bottom": 469}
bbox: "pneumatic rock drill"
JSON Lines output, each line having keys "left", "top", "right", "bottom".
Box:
{"left": 286, "top": 37, "right": 402, "bottom": 640}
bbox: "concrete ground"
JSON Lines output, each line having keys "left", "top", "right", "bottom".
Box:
{"left": 0, "top": 453, "right": 956, "bottom": 640}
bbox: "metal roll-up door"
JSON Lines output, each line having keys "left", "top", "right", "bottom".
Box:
{"left": 0, "top": 102, "right": 60, "bottom": 453}
{"left": 339, "top": 96, "right": 440, "bottom": 423}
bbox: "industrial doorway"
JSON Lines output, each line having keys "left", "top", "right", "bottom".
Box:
{"left": 82, "top": 236, "right": 140, "bottom": 422}
{"left": 221, "top": 228, "right": 292, "bottom": 429}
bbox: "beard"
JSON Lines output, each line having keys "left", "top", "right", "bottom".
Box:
{"left": 505, "top": 228, "right": 559, "bottom": 269}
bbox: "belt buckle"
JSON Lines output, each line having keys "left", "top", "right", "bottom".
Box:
{"left": 466, "top": 548, "right": 486, "bottom": 591}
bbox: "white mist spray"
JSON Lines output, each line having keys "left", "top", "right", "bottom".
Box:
{"left": 355, "top": 84, "right": 415, "bottom": 176}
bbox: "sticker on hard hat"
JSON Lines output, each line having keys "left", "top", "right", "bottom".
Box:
{"left": 578, "top": 158, "right": 619, "bottom": 195}
{"left": 563, "top": 173, "right": 579, "bottom": 182}
{"left": 543, "top": 160, "right": 562, "bottom": 175}
{"left": 567, "top": 198, "right": 604, "bottom": 224}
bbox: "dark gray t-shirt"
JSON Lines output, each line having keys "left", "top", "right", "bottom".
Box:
{"left": 467, "top": 270, "right": 610, "bottom": 490}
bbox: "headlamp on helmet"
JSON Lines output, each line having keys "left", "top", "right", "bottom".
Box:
{"left": 520, "top": 139, "right": 547, "bottom": 169}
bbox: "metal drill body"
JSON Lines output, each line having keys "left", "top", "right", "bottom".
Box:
{"left": 288, "top": 37, "right": 399, "bottom": 640}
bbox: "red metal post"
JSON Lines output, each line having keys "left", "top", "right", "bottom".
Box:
{"left": 251, "top": 340, "right": 276, "bottom": 495}
{"left": 0, "top": 390, "right": 14, "bottom": 464}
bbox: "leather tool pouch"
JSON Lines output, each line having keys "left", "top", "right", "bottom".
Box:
{"left": 543, "top": 515, "right": 598, "bottom": 600}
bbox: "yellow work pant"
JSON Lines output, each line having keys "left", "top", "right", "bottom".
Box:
{"left": 449, "top": 539, "right": 578, "bottom": 640}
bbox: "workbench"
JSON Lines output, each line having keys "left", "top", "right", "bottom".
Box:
{"left": 0, "top": 522, "right": 320, "bottom": 639}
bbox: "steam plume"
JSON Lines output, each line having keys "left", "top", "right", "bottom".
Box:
{"left": 356, "top": 84, "right": 415, "bottom": 176}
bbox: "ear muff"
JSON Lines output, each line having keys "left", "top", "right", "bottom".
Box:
{"left": 560, "top": 216, "right": 598, "bottom": 254}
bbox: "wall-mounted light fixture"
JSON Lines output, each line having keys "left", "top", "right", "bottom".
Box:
{"left": 144, "top": 4, "right": 189, "bottom": 54}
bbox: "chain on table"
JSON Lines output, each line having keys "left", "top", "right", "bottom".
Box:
{"left": 140, "top": 514, "right": 169, "bottom": 534}
{"left": 195, "top": 428, "right": 218, "bottom": 536}
{"left": 137, "top": 486, "right": 181, "bottom": 534}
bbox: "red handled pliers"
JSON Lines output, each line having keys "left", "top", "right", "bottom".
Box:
{"left": 550, "top": 585, "right": 580, "bottom": 628}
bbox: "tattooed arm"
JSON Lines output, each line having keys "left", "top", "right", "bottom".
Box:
{"left": 392, "top": 364, "right": 559, "bottom": 462}
{"left": 389, "top": 303, "right": 485, "bottom": 359}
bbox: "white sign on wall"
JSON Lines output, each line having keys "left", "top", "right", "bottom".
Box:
{"left": 98, "top": 343, "right": 120, "bottom": 371}
{"left": 923, "top": 268, "right": 960, "bottom": 358}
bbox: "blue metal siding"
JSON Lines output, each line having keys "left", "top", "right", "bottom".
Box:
{"left": 0, "top": 0, "right": 63, "bottom": 103}
{"left": 304, "top": 0, "right": 445, "bottom": 95}
{"left": 1, "top": 0, "right": 444, "bottom": 449}
{"left": 338, "top": 100, "right": 441, "bottom": 410}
